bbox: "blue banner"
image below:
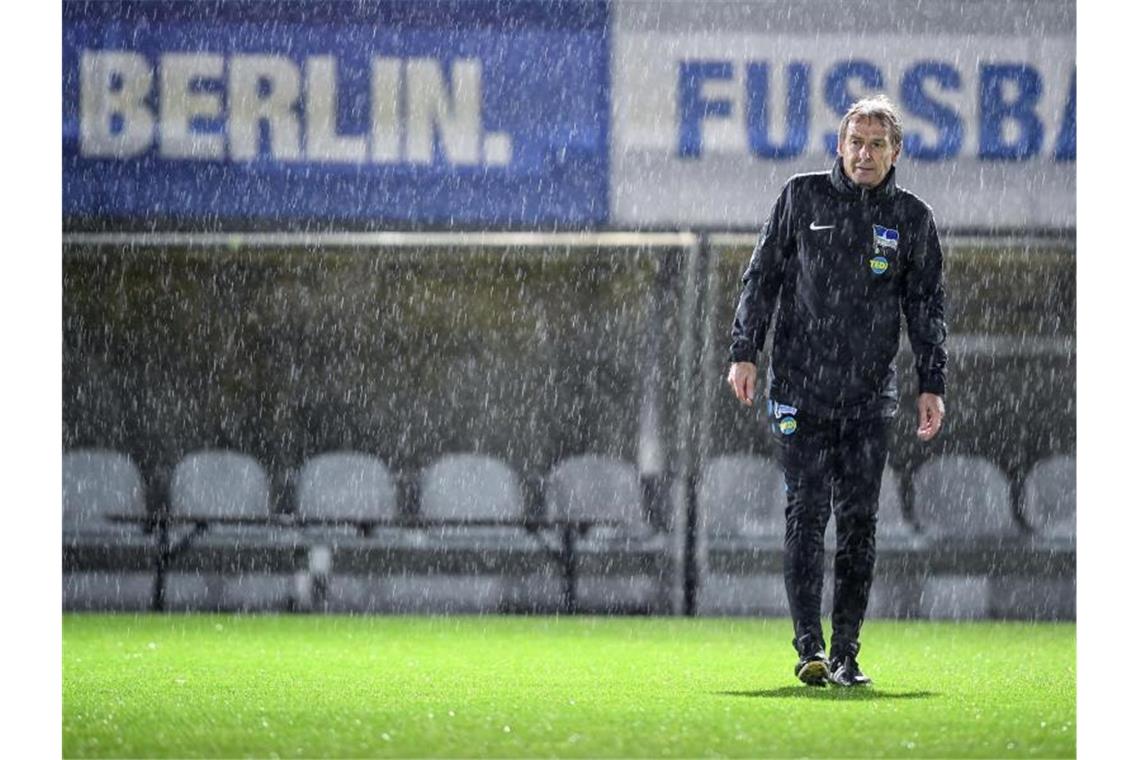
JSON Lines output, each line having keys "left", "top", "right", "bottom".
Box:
{"left": 63, "top": 1, "right": 610, "bottom": 226}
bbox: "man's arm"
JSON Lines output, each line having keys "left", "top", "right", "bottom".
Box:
{"left": 905, "top": 212, "right": 949, "bottom": 440}
{"left": 727, "top": 181, "right": 796, "bottom": 405}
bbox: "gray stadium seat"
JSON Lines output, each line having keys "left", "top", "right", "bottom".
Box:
{"left": 911, "top": 456, "right": 1018, "bottom": 620}
{"left": 295, "top": 451, "right": 398, "bottom": 523}
{"left": 911, "top": 455, "right": 1020, "bottom": 540}
{"left": 1021, "top": 455, "right": 1075, "bottom": 541}
{"left": 697, "top": 454, "right": 784, "bottom": 542}
{"left": 545, "top": 455, "right": 668, "bottom": 614}
{"left": 417, "top": 453, "right": 543, "bottom": 548}
{"left": 294, "top": 451, "right": 402, "bottom": 546}
{"left": 420, "top": 453, "right": 525, "bottom": 522}
{"left": 165, "top": 450, "right": 295, "bottom": 612}
{"left": 409, "top": 453, "right": 555, "bottom": 613}
{"left": 291, "top": 451, "right": 403, "bottom": 612}
{"left": 546, "top": 455, "right": 647, "bottom": 529}
{"left": 62, "top": 449, "right": 154, "bottom": 611}
{"left": 171, "top": 449, "right": 272, "bottom": 521}
{"left": 63, "top": 449, "right": 147, "bottom": 541}
{"left": 696, "top": 455, "right": 784, "bottom": 616}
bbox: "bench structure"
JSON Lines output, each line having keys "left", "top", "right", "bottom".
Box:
{"left": 73, "top": 513, "right": 660, "bottom": 614}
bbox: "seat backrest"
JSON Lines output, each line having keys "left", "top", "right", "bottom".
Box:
{"left": 63, "top": 449, "right": 145, "bottom": 528}
{"left": 1022, "top": 455, "right": 1075, "bottom": 539}
{"left": 295, "top": 451, "right": 398, "bottom": 521}
{"left": 545, "top": 455, "right": 643, "bottom": 526}
{"left": 911, "top": 455, "right": 1019, "bottom": 538}
{"left": 697, "top": 455, "right": 784, "bottom": 537}
{"left": 170, "top": 450, "right": 270, "bottom": 520}
{"left": 419, "top": 454, "right": 525, "bottom": 521}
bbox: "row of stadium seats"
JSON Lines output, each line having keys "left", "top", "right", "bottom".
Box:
{"left": 64, "top": 449, "right": 662, "bottom": 537}
{"left": 65, "top": 449, "right": 1075, "bottom": 541}
{"left": 63, "top": 449, "right": 669, "bottom": 614}
{"left": 700, "top": 454, "right": 1075, "bottom": 543}
{"left": 63, "top": 448, "right": 1074, "bottom": 618}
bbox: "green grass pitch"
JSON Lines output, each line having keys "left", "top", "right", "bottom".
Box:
{"left": 63, "top": 614, "right": 1074, "bottom": 758}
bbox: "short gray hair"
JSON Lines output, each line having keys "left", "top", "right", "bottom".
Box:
{"left": 838, "top": 95, "right": 903, "bottom": 150}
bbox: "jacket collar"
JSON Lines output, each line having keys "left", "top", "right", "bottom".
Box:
{"left": 829, "top": 156, "right": 898, "bottom": 201}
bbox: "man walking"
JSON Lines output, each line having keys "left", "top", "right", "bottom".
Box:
{"left": 727, "top": 95, "right": 947, "bottom": 687}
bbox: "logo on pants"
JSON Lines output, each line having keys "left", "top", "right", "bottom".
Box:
{"left": 769, "top": 400, "right": 799, "bottom": 436}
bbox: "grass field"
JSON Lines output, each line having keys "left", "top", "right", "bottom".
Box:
{"left": 63, "top": 614, "right": 1075, "bottom": 758}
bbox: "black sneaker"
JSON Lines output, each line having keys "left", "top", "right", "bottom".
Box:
{"left": 829, "top": 654, "right": 872, "bottom": 687}
{"left": 795, "top": 650, "right": 830, "bottom": 686}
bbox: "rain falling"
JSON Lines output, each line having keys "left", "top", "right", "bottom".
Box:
{"left": 56, "top": 1, "right": 1079, "bottom": 757}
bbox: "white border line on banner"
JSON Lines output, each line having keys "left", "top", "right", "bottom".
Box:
{"left": 62, "top": 231, "right": 700, "bottom": 250}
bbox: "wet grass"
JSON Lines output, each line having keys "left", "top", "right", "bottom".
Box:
{"left": 63, "top": 615, "right": 1074, "bottom": 758}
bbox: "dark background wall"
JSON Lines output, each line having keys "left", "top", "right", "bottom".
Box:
{"left": 62, "top": 244, "right": 686, "bottom": 513}
{"left": 63, "top": 239, "right": 1073, "bottom": 522}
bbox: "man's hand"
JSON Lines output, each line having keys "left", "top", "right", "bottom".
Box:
{"left": 727, "top": 362, "right": 758, "bottom": 407}
{"left": 916, "top": 392, "right": 945, "bottom": 441}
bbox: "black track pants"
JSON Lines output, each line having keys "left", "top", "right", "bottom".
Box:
{"left": 767, "top": 402, "right": 890, "bottom": 658}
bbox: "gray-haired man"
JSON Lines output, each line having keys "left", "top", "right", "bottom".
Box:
{"left": 727, "top": 95, "right": 948, "bottom": 686}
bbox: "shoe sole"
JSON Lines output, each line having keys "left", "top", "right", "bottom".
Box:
{"left": 796, "top": 660, "right": 829, "bottom": 686}
{"left": 828, "top": 675, "right": 872, "bottom": 687}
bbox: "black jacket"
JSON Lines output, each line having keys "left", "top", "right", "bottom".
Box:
{"left": 729, "top": 157, "right": 948, "bottom": 419}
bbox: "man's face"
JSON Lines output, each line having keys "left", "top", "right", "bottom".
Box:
{"left": 838, "top": 116, "right": 900, "bottom": 188}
